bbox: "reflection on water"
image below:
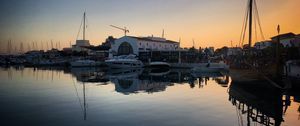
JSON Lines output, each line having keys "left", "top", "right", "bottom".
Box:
{"left": 0, "top": 67, "right": 299, "bottom": 126}
{"left": 69, "top": 67, "right": 230, "bottom": 95}
{"left": 229, "top": 81, "right": 283, "bottom": 126}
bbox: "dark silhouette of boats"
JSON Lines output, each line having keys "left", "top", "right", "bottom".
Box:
{"left": 228, "top": 80, "right": 286, "bottom": 126}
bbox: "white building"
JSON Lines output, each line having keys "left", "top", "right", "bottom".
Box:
{"left": 271, "top": 33, "right": 296, "bottom": 48}
{"left": 291, "top": 34, "right": 300, "bottom": 47}
{"left": 254, "top": 40, "right": 273, "bottom": 50}
{"left": 109, "top": 36, "right": 179, "bottom": 57}
{"left": 72, "top": 40, "right": 91, "bottom": 52}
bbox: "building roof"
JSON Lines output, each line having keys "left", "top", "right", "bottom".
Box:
{"left": 271, "top": 32, "right": 296, "bottom": 40}
{"left": 127, "top": 36, "right": 179, "bottom": 44}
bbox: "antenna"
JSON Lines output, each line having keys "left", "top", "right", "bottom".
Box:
{"left": 20, "top": 42, "right": 24, "bottom": 53}
{"left": 47, "top": 41, "right": 49, "bottom": 50}
{"left": 41, "top": 41, "right": 44, "bottom": 51}
{"left": 51, "top": 40, "right": 53, "bottom": 49}
{"left": 28, "top": 43, "right": 31, "bottom": 52}
{"left": 7, "top": 40, "right": 10, "bottom": 54}
{"left": 14, "top": 46, "right": 17, "bottom": 54}
{"left": 9, "top": 39, "right": 12, "bottom": 54}
{"left": 58, "top": 41, "right": 61, "bottom": 50}
{"left": 32, "top": 42, "right": 35, "bottom": 50}
{"left": 36, "top": 41, "right": 38, "bottom": 50}
{"left": 192, "top": 39, "right": 195, "bottom": 48}
{"left": 83, "top": 12, "right": 86, "bottom": 40}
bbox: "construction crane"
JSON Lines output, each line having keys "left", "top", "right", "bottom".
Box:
{"left": 110, "top": 25, "right": 129, "bottom": 36}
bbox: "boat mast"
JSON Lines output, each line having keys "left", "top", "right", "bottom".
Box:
{"left": 248, "top": 0, "right": 253, "bottom": 47}
{"left": 83, "top": 12, "right": 86, "bottom": 40}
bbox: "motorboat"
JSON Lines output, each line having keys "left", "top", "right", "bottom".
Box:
{"left": 147, "top": 68, "right": 170, "bottom": 76}
{"left": 190, "top": 61, "right": 229, "bottom": 77}
{"left": 149, "top": 61, "right": 170, "bottom": 68}
{"left": 105, "top": 54, "right": 144, "bottom": 68}
{"left": 70, "top": 60, "right": 96, "bottom": 67}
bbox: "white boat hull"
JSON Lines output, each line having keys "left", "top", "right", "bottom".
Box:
{"left": 105, "top": 60, "right": 144, "bottom": 68}
{"left": 149, "top": 62, "right": 170, "bottom": 68}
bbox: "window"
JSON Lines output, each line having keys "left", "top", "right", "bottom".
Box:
{"left": 118, "top": 42, "right": 133, "bottom": 55}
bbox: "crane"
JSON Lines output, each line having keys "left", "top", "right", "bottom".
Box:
{"left": 110, "top": 25, "right": 129, "bottom": 36}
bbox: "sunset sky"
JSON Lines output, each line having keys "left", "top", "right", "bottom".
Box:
{"left": 0, "top": 0, "right": 299, "bottom": 53}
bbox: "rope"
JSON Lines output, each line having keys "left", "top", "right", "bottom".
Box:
{"left": 239, "top": 0, "right": 250, "bottom": 47}
{"left": 85, "top": 14, "right": 90, "bottom": 41}
{"left": 254, "top": 7, "right": 258, "bottom": 42}
{"left": 254, "top": 0, "right": 265, "bottom": 40}
{"left": 241, "top": 4, "right": 249, "bottom": 47}
{"left": 239, "top": 0, "right": 266, "bottom": 47}
{"left": 76, "top": 14, "right": 84, "bottom": 40}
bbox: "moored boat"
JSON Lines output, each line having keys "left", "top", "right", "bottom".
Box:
{"left": 70, "top": 60, "right": 96, "bottom": 67}
{"left": 105, "top": 55, "right": 144, "bottom": 68}
{"left": 149, "top": 61, "right": 170, "bottom": 68}
{"left": 190, "top": 61, "right": 229, "bottom": 77}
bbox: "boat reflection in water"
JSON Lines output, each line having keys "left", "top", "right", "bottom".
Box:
{"left": 110, "top": 68, "right": 231, "bottom": 94}
{"left": 110, "top": 68, "right": 186, "bottom": 95}
{"left": 69, "top": 67, "right": 230, "bottom": 95}
{"left": 70, "top": 67, "right": 109, "bottom": 84}
{"left": 228, "top": 80, "right": 297, "bottom": 126}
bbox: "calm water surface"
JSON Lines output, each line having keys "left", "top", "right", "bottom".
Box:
{"left": 0, "top": 67, "right": 299, "bottom": 126}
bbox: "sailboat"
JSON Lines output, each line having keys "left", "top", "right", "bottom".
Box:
{"left": 70, "top": 12, "right": 96, "bottom": 67}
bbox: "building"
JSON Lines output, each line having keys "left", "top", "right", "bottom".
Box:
{"left": 109, "top": 36, "right": 179, "bottom": 57}
{"left": 46, "top": 49, "right": 61, "bottom": 58}
{"left": 83, "top": 45, "right": 110, "bottom": 60}
{"left": 72, "top": 40, "right": 91, "bottom": 52}
{"left": 254, "top": 40, "right": 273, "bottom": 50}
{"left": 291, "top": 34, "right": 300, "bottom": 47}
{"left": 271, "top": 32, "right": 296, "bottom": 47}
{"left": 203, "top": 47, "right": 214, "bottom": 56}
{"left": 62, "top": 47, "right": 72, "bottom": 55}
{"left": 227, "top": 47, "right": 242, "bottom": 56}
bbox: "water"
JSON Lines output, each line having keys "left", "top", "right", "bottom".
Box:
{"left": 0, "top": 67, "right": 299, "bottom": 126}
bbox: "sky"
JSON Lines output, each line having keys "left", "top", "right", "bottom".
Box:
{"left": 0, "top": 0, "right": 299, "bottom": 53}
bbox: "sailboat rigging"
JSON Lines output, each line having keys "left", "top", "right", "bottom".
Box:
{"left": 239, "top": 0, "right": 265, "bottom": 48}
{"left": 70, "top": 12, "right": 96, "bottom": 67}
